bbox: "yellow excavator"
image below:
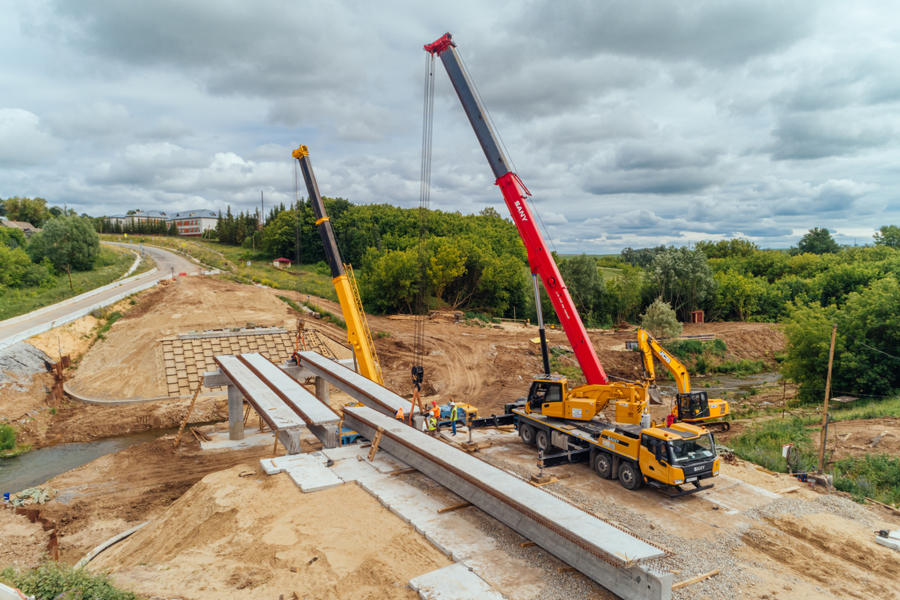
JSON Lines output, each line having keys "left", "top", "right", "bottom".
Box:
{"left": 636, "top": 328, "right": 731, "bottom": 431}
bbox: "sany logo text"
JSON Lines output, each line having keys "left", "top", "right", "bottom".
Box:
{"left": 514, "top": 200, "right": 528, "bottom": 222}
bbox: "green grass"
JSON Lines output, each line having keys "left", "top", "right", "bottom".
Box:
{"left": 1, "top": 559, "right": 142, "bottom": 600}
{"left": 834, "top": 453, "right": 900, "bottom": 505}
{"left": 730, "top": 417, "right": 818, "bottom": 473}
{"left": 714, "top": 359, "right": 766, "bottom": 375}
{"left": 276, "top": 295, "right": 346, "bottom": 329}
{"left": 0, "top": 245, "right": 135, "bottom": 321}
{"left": 97, "top": 311, "right": 123, "bottom": 338}
{"left": 730, "top": 399, "right": 900, "bottom": 506}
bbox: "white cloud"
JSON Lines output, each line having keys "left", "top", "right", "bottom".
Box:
{"left": 0, "top": 109, "right": 61, "bottom": 166}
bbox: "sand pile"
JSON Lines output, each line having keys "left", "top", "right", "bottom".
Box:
{"left": 68, "top": 277, "right": 295, "bottom": 399}
{"left": 92, "top": 465, "right": 451, "bottom": 599}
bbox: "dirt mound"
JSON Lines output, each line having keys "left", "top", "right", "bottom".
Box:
{"left": 68, "top": 277, "right": 296, "bottom": 400}
{"left": 742, "top": 512, "right": 900, "bottom": 599}
{"left": 92, "top": 466, "right": 451, "bottom": 600}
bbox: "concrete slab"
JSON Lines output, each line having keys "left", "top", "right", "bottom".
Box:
{"left": 200, "top": 430, "right": 274, "bottom": 451}
{"left": 344, "top": 405, "right": 673, "bottom": 600}
{"left": 214, "top": 355, "right": 308, "bottom": 431}
{"left": 297, "top": 350, "right": 421, "bottom": 418}
{"left": 240, "top": 353, "right": 340, "bottom": 426}
{"left": 281, "top": 453, "right": 343, "bottom": 493}
{"left": 366, "top": 451, "right": 411, "bottom": 474}
{"left": 409, "top": 564, "right": 504, "bottom": 600}
{"left": 696, "top": 475, "right": 781, "bottom": 514}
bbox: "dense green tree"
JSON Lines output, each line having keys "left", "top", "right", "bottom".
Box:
{"left": 29, "top": 216, "right": 100, "bottom": 272}
{"left": 649, "top": 246, "right": 716, "bottom": 319}
{"left": 794, "top": 227, "right": 841, "bottom": 255}
{"left": 4, "top": 196, "right": 50, "bottom": 227}
{"left": 874, "top": 225, "right": 900, "bottom": 248}
{"left": 559, "top": 254, "right": 605, "bottom": 324}
{"left": 783, "top": 277, "right": 900, "bottom": 403}
{"left": 604, "top": 264, "right": 646, "bottom": 324}
{"left": 640, "top": 298, "right": 682, "bottom": 339}
{"left": 0, "top": 226, "right": 27, "bottom": 250}
{"left": 620, "top": 245, "right": 666, "bottom": 268}
{"left": 695, "top": 238, "right": 759, "bottom": 259}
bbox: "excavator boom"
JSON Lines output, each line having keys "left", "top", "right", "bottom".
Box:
{"left": 293, "top": 145, "right": 384, "bottom": 386}
{"left": 637, "top": 329, "right": 690, "bottom": 394}
{"left": 426, "top": 33, "right": 609, "bottom": 386}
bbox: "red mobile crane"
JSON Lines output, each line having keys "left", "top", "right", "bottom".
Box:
{"left": 427, "top": 35, "right": 720, "bottom": 498}
{"left": 424, "top": 33, "right": 607, "bottom": 385}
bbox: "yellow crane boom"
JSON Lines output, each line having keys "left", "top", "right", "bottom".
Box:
{"left": 292, "top": 145, "right": 384, "bottom": 386}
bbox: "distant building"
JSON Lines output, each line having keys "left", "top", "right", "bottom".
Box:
{"left": 273, "top": 257, "right": 293, "bottom": 269}
{"left": 0, "top": 219, "right": 42, "bottom": 238}
{"left": 107, "top": 210, "right": 169, "bottom": 227}
{"left": 166, "top": 210, "right": 219, "bottom": 237}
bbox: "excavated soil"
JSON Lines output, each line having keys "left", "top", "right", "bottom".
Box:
{"left": 68, "top": 277, "right": 296, "bottom": 400}
{"left": 91, "top": 466, "right": 452, "bottom": 600}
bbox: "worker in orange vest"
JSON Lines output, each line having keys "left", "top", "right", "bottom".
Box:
{"left": 395, "top": 407, "right": 404, "bottom": 421}
{"left": 431, "top": 401, "right": 441, "bottom": 433}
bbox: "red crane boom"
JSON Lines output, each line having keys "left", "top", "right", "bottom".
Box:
{"left": 425, "top": 33, "right": 609, "bottom": 386}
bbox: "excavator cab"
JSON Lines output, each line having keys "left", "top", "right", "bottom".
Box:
{"left": 675, "top": 391, "right": 711, "bottom": 420}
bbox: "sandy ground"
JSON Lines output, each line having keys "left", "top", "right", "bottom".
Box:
{"left": 92, "top": 465, "right": 452, "bottom": 600}
{"left": 0, "top": 509, "right": 49, "bottom": 569}
{"left": 68, "top": 276, "right": 295, "bottom": 400}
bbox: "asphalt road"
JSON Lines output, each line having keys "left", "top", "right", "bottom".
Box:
{"left": 0, "top": 242, "right": 198, "bottom": 345}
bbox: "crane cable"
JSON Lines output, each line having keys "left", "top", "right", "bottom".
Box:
{"left": 413, "top": 51, "right": 436, "bottom": 398}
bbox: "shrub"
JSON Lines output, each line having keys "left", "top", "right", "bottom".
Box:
{"left": 640, "top": 298, "right": 682, "bottom": 338}
{"left": 1, "top": 559, "right": 142, "bottom": 600}
{"left": 0, "top": 424, "right": 15, "bottom": 451}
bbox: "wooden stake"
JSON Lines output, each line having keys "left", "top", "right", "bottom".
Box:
{"left": 672, "top": 569, "right": 721, "bottom": 590}
{"left": 557, "top": 566, "right": 577, "bottom": 573}
{"left": 818, "top": 323, "right": 837, "bottom": 472}
{"left": 437, "top": 502, "right": 472, "bottom": 514}
{"left": 174, "top": 380, "right": 204, "bottom": 448}
{"left": 520, "top": 541, "right": 536, "bottom": 548}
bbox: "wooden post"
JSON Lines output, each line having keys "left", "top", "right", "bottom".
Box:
{"left": 174, "top": 380, "right": 204, "bottom": 448}
{"left": 818, "top": 323, "right": 837, "bottom": 472}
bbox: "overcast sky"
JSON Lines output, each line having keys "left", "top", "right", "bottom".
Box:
{"left": 2, "top": 0, "right": 898, "bottom": 252}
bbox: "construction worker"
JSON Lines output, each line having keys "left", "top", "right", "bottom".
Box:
{"left": 449, "top": 401, "right": 458, "bottom": 436}
{"left": 395, "top": 406, "right": 404, "bottom": 422}
{"left": 426, "top": 414, "right": 437, "bottom": 436}
{"left": 431, "top": 401, "right": 441, "bottom": 433}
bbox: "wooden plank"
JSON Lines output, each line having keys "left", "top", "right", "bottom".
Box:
{"left": 389, "top": 468, "right": 418, "bottom": 477}
{"left": 775, "top": 486, "right": 801, "bottom": 494}
{"left": 529, "top": 477, "right": 559, "bottom": 487}
{"left": 437, "top": 502, "right": 472, "bottom": 514}
{"left": 367, "top": 428, "right": 384, "bottom": 462}
{"left": 558, "top": 566, "right": 577, "bottom": 573}
{"left": 672, "top": 569, "right": 721, "bottom": 590}
{"left": 520, "top": 541, "right": 536, "bottom": 548}
{"left": 866, "top": 497, "right": 900, "bottom": 515}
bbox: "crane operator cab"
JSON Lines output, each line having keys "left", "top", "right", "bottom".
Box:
{"left": 527, "top": 376, "right": 565, "bottom": 411}
{"left": 675, "top": 391, "right": 711, "bottom": 420}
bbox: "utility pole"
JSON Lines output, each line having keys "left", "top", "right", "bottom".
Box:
{"left": 817, "top": 323, "right": 838, "bottom": 472}
{"left": 261, "top": 191, "right": 265, "bottom": 227}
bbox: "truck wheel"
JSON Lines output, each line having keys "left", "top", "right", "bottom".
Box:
{"left": 535, "top": 430, "right": 550, "bottom": 452}
{"left": 594, "top": 452, "right": 613, "bottom": 479}
{"left": 618, "top": 462, "right": 644, "bottom": 491}
{"left": 520, "top": 424, "right": 536, "bottom": 446}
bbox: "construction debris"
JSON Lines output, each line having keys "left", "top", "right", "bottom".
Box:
{"left": 9, "top": 487, "right": 58, "bottom": 507}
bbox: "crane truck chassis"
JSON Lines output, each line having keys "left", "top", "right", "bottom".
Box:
{"left": 469, "top": 378, "right": 720, "bottom": 499}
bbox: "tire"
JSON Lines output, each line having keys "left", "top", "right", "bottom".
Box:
{"left": 594, "top": 452, "right": 613, "bottom": 479}
{"left": 520, "top": 424, "right": 536, "bottom": 446}
{"left": 618, "top": 461, "right": 644, "bottom": 491}
{"left": 535, "top": 429, "right": 550, "bottom": 452}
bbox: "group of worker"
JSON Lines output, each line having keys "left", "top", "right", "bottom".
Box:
{"left": 394, "top": 400, "right": 460, "bottom": 437}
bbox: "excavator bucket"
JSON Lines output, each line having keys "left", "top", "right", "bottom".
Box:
{"left": 648, "top": 385, "right": 664, "bottom": 405}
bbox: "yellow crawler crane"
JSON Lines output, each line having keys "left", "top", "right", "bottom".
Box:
{"left": 637, "top": 328, "right": 731, "bottom": 431}
{"left": 292, "top": 145, "right": 383, "bottom": 386}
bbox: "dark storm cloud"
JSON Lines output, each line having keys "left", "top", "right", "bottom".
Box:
{"left": 770, "top": 112, "right": 894, "bottom": 160}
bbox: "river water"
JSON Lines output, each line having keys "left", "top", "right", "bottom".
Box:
{"left": 654, "top": 371, "right": 783, "bottom": 399}
{"left": 0, "top": 429, "right": 170, "bottom": 496}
